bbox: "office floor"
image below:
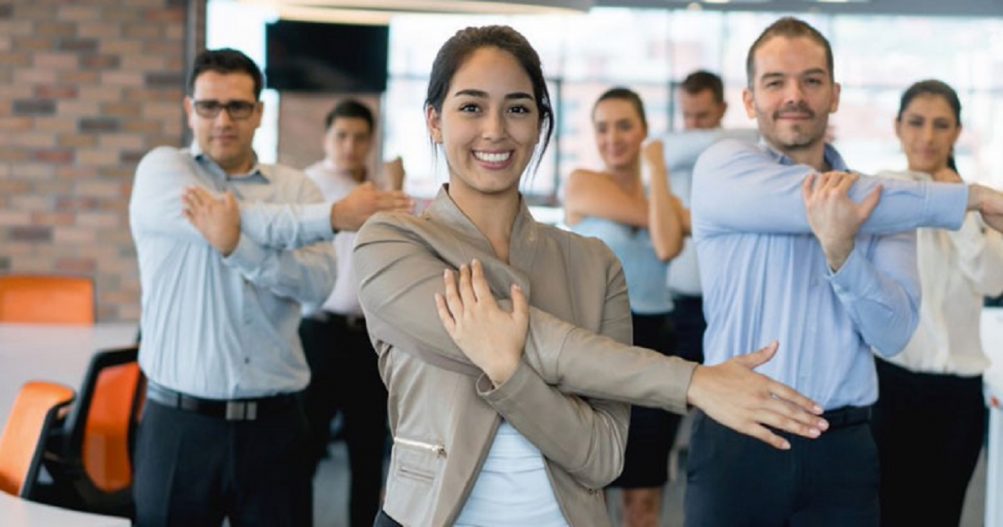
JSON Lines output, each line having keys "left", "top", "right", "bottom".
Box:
{"left": 311, "top": 422, "right": 988, "bottom": 527}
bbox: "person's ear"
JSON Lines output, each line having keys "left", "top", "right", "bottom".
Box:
{"left": 426, "top": 106, "right": 443, "bottom": 144}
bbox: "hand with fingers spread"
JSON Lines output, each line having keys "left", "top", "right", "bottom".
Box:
{"left": 802, "top": 171, "right": 882, "bottom": 271}
{"left": 686, "top": 342, "right": 828, "bottom": 450}
{"left": 434, "top": 259, "right": 529, "bottom": 387}
{"left": 331, "top": 181, "right": 413, "bottom": 232}
{"left": 182, "top": 186, "right": 241, "bottom": 256}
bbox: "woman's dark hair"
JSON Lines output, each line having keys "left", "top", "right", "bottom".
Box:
{"left": 593, "top": 87, "right": 648, "bottom": 132}
{"left": 424, "top": 25, "right": 554, "bottom": 170}
{"left": 897, "top": 79, "right": 962, "bottom": 172}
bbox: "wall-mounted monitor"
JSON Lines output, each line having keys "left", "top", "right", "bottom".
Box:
{"left": 265, "top": 20, "right": 389, "bottom": 93}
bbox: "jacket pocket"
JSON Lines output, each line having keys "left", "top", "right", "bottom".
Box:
{"left": 392, "top": 436, "right": 446, "bottom": 484}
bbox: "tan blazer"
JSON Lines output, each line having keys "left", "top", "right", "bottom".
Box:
{"left": 354, "top": 188, "right": 697, "bottom": 526}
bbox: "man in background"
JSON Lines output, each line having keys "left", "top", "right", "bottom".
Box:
{"left": 299, "top": 99, "right": 406, "bottom": 527}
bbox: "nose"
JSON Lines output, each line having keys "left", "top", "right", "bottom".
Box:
{"left": 213, "top": 108, "right": 234, "bottom": 127}
{"left": 481, "top": 109, "right": 505, "bottom": 141}
{"left": 920, "top": 124, "right": 936, "bottom": 143}
{"left": 782, "top": 79, "right": 806, "bottom": 105}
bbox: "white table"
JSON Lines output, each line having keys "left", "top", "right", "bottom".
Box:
{"left": 983, "top": 308, "right": 1003, "bottom": 527}
{"left": 0, "top": 491, "right": 129, "bottom": 526}
{"left": 0, "top": 322, "right": 137, "bottom": 427}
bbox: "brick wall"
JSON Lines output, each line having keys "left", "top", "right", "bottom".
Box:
{"left": 0, "top": 0, "right": 205, "bottom": 321}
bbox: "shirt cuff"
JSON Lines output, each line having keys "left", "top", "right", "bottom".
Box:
{"left": 826, "top": 244, "right": 870, "bottom": 296}
{"left": 923, "top": 182, "right": 969, "bottom": 230}
{"left": 222, "top": 232, "right": 267, "bottom": 274}
{"left": 305, "top": 201, "right": 336, "bottom": 238}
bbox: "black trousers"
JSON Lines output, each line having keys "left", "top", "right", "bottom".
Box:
{"left": 667, "top": 295, "right": 706, "bottom": 364}
{"left": 871, "top": 358, "right": 986, "bottom": 527}
{"left": 133, "top": 399, "right": 312, "bottom": 527}
{"left": 684, "top": 410, "right": 879, "bottom": 527}
{"left": 610, "top": 312, "right": 682, "bottom": 488}
{"left": 299, "top": 315, "right": 389, "bottom": 527}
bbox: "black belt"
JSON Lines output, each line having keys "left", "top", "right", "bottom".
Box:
{"left": 332, "top": 313, "right": 367, "bottom": 332}
{"left": 821, "top": 405, "right": 871, "bottom": 429}
{"left": 147, "top": 382, "right": 299, "bottom": 421}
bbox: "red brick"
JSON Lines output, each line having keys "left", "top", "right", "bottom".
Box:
{"left": 12, "top": 133, "right": 56, "bottom": 148}
{"left": 56, "top": 196, "right": 100, "bottom": 210}
{"left": 12, "top": 36, "right": 49, "bottom": 52}
{"left": 55, "top": 257, "right": 97, "bottom": 274}
{"left": 53, "top": 226, "right": 96, "bottom": 244}
{"left": 76, "top": 149, "right": 119, "bottom": 166}
{"left": 99, "top": 39, "right": 142, "bottom": 55}
{"left": 35, "top": 21, "right": 76, "bottom": 38}
{"left": 145, "top": 7, "right": 185, "bottom": 23}
{"left": 0, "top": 51, "right": 31, "bottom": 67}
{"left": 58, "top": 134, "right": 99, "bottom": 149}
{"left": 31, "top": 211, "right": 76, "bottom": 226}
{"left": 103, "top": 101, "right": 141, "bottom": 118}
{"left": 58, "top": 5, "right": 102, "bottom": 22}
{"left": 124, "top": 24, "right": 161, "bottom": 39}
{"left": 102, "top": 71, "right": 144, "bottom": 87}
{"left": 0, "top": 210, "right": 31, "bottom": 226}
{"left": 34, "top": 84, "right": 79, "bottom": 99}
{"left": 15, "top": 68, "right": 58, "bottom": 84}
{"left": 58, "top": 71, "right": 100, "bottom": 84}
{"left": 77, "top": 22, "right": 121, "bottom": 39}
{"left": 35, "top": 52, "right": 79, "bottom": 70}
{"left": 81, "top": 54, "right": 120, "bottom": 70}
{"left": 0, "top": 117, "right": 33, "bottom": 131}
{"left": 0, "top": 148, "right": 28, "bottom": 162}
{"left": 33, "top": 117, "right": 77, "bottom": 133}
{"left": 33, "top": 149, "right": 74, "bottom": 164}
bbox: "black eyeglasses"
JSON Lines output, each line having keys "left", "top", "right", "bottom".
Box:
{"left": 192, "top": 99, "right": 257, "bottom": 120}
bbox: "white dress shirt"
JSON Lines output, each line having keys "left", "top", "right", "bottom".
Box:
{"left": 878, "top": 170, "right": 1003, "bottom": 376}
{"left": 304, "top": 160, "right": 364, "bottom": 316}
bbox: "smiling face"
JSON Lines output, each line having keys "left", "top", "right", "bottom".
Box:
{"left": 743, "top": 35, "right": 840, "bottom": 156}
{"left": 184, "top": 70, "right": 263, "bottom": 174}
{"left": 426, "top": 46, "right": 540, "bottom": 199}
{"left": 592, "top": 98, "right": 647, "bottom": 172}
{"left": 895, "top": 93, "right": 961, "bottom": 175}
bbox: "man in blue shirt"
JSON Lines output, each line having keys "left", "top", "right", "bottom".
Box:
{"left": 687, "top": 17, "right": 1003, "bottom": 526}
{"left": 130, "top": 49, "right": 408, "bottom": 527}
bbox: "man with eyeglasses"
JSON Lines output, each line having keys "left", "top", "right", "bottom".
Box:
{"left": 128, "top": 48, "right": 409, "bottom": 527}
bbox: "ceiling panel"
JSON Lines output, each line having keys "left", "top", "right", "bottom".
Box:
{"left": 595, "top": 0, "right": 1003, "bottom": 17}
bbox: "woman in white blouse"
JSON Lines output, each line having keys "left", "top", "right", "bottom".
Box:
{"left": 871, "top": 79, "right": 1003, "bottom": 527}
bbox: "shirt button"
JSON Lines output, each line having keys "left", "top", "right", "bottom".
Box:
{"left": 244, "top": 358, "right": 250, "bottom": 364}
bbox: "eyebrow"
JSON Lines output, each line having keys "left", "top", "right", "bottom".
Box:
{"left": 453, "top": 89, "right": 534, "bottom": 101}
{"left": 759, "top": 68, "right": 828, "bottom": 81}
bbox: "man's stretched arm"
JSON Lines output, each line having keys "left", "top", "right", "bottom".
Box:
{"left": 691, "top": 139, "right": 970, "bottom": 239}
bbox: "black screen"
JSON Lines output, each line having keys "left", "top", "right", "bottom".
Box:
{"left": 265, "top": 20, "right": 389, "bottom": 93}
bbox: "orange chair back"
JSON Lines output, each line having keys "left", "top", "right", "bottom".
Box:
{"left": 0, "top": 382, "right": 75, "bottom": 496}
{"left": 0, "top": 275, "right": 95, "bottom": 325}
{"left": 81, "top": 362, "right": 141, "bottom": 492}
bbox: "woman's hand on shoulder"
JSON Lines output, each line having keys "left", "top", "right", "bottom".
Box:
{"left": 435, "top": 259, "right": 529, "bottom": 387}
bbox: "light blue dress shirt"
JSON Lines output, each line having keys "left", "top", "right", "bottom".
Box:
{"left": 691, "top": 139, "right": 968, "bottom": 409}
{"left": 130, "top": 146, "right": 336, "bottom": 399}
{"left": 572, "top": 217, "right": 672, "bottom": 315}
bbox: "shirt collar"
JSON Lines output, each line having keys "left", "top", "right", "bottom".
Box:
{"left": 189, "top": 142, "right": 271, "bottom": 183}
{"left": 760, "top": 140, "right": 850, "bottom": 172}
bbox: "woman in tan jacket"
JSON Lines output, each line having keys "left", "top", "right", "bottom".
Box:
{"left": 354, "top": 25, "right": 829, "bottom": 527}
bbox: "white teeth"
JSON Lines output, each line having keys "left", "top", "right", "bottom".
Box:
{"left": 473, "top": 151, "right": 511, "bottom": 163}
